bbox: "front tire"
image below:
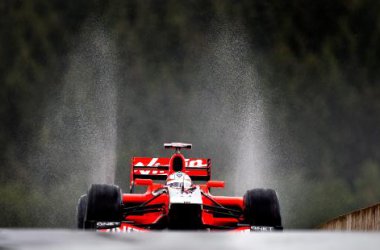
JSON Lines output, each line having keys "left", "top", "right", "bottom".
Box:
{"left": 243, "top": 188, "right": 282, "bottom": 227}
{"left": 85, "top": 184, "right": 122, "bottom": 229}
{"left": 76, "top": 194, "right": 87, "bottom": 229}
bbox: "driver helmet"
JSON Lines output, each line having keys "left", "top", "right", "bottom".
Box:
{"left": 166, "top": 171, "right": 192, "bottom": 189}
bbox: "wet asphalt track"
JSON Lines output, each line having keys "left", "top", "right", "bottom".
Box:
{"left": 1, "top": 230, "right": 380, "bottom": 250}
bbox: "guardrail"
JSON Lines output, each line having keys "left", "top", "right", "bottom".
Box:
{"left": 319, "top": 203, "right": 380, "bottom": 230}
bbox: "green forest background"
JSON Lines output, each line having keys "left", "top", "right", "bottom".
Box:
{"left": 1, "top": 0, "right": 380, "bottom": 229}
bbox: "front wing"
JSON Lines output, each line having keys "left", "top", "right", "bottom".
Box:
{"left": 95, "top": 190, "right": 282, "bottom": 232}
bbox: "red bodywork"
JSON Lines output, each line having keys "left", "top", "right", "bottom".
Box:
{"left": 102, "top": 149, "right": 251, "bottom": 232}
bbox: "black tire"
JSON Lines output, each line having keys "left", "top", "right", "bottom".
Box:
{"left": 76, "top": 194, "right": 87, "bottom": 229}
{"left": 85, "top": 184, "right": 122, "bottom": 227}
{"left": 243, "top": 188, "right": 282, "bottom": 227}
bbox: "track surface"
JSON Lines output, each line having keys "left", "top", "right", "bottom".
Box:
{"left": 1, "top": 230, "right": 380, "bottom": 250}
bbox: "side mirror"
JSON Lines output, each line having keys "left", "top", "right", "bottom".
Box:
{"left": 134, "top": 178, "right": 153, "bottom": 186}
{"left": 207, "top": 180, "right": 225, "bottom": 188}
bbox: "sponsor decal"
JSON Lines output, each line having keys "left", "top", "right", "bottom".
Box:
{"left": 250, "top": 226, "right": 275, "bottom": 232}
{"left": 104, "top": 226, "right": 138, "bottom": 233}
{"left": 134, "top": 158, "right": 160, "bottom": 167}
{"left": 186, "top": 159, "right": 207, "bottom": 168}
{"left": 134, "top": 158, "right": 208, "bottom": 168}
{"left": 134, "top": 170, "right": 166, "bottom": 175}
{"left": 96, "top": 221, "right": 121, "bottom": 229}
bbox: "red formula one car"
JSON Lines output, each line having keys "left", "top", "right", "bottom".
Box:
{"left": 76, "top": 143, "right": 282, "bottom": 232}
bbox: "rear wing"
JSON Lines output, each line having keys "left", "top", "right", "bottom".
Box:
{"left": 130, "top": 157, "right": 211, "bottom": 184}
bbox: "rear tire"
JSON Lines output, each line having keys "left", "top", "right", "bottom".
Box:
{"left": 76, "top": 194, "right": 87, "bottom": 229}
{"left": 243, "top": 189, "right": 282, "bottom": 227}
{"left": 85, "top": 184, "right": 122, "bottom": 229}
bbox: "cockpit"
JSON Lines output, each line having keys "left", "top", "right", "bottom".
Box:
{"left": 166, "top": 172, "right": 192, "bottom": 189}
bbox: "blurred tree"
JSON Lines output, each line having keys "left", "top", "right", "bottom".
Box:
{"left": 1, "top": 0, "right": 380, "bottom": 228}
